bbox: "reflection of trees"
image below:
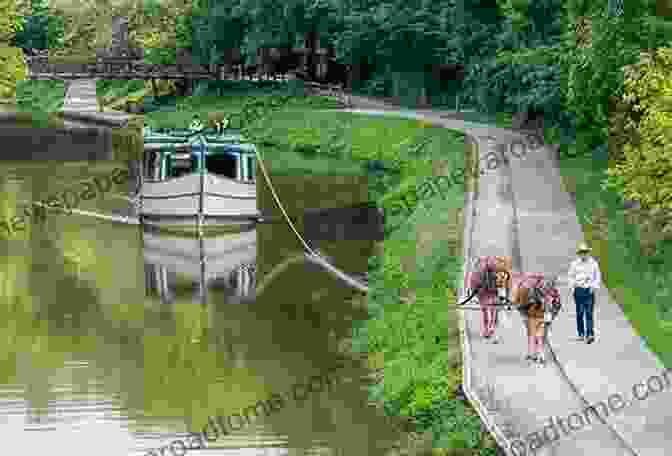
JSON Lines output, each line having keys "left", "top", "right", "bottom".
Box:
{"left": 0, "top": 169, "right": 399, "bottom": 453}
{"left": 0, "top": 229, "right": 345, "bottom": 435}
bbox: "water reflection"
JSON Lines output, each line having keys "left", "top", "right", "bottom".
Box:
{"left": 142, "top": 228, "right": 257, "bottom": 305}
{"left": 0, "top": 163, "right": 406, "bottom": 456}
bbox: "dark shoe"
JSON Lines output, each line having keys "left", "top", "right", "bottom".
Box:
{"left": 586, "top": 336, "right": 595, "bottom": 344}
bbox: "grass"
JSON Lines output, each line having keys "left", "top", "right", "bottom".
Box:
{"left": 246, "top": 109, "right": 464, "bottom": 178}
{"left": 137, "top": 85, "right": 496, "bottom": 453}
{"left": 7, "top": 78, "right": 500, "bottom": 453}
{"left": 450, "top": 110, "right": 514, "bottom": 130}
{"left": 96, "top": 79, "right": 146, "bottom": 111}
{"left": 302, "top": 117, "right": 491, "bottom": 454}
{"left": 557, "top": 145, "right": 672, "bottom": 368}
{"left": 141, "top": 91, "right": 341, "bottom": 129}
{"left": 140, "top": 89, "right": 358, "bottom": 178}
{"left": 15, "top": 79, "right": 66, "bottom": 116}
{"left": 232, "top": 97, "right": 492, "bottom": 453}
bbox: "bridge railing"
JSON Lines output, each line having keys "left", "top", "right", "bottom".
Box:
{"left": 25, "top": 56, "right": 218, "bottom": 80}
{"left": 23, "top": 54, "right": 352, "bottom": 107}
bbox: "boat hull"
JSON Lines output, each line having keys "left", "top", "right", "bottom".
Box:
{"left": 140, "top": 172, "right": 258, "bottom": 225}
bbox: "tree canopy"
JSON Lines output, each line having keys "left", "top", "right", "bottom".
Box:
{"left": 6, "top": 0, "right": 672, "bottom": 216}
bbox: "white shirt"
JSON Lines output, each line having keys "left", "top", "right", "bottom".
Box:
{"left": 568, "top": 256, "right": 601, "bottom": 290}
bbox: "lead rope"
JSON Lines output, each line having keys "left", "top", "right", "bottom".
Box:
{"left": 252, "top": 145, "right": 318, "bottom": 257}
{"left": 183, "top": 126, "right": 315, "bottom": 256}
{"left": 252, "top": 143, "right": 371, "bottom": 294}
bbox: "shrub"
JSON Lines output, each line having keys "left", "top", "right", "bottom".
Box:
{"left": 0, "top": 0, "right": 23, "bottom": 42}
{"left": 604, "top": 47, "right": 672, "bottom": 211}
{"left": 0, "top": 46, "right": 28, "bottom": 103}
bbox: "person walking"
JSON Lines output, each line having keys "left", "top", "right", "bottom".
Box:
{"left": 568, "top": 242, "right": 602, "bottom": 344}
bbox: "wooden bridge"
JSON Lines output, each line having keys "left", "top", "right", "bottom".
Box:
{"left": 25, "top": 55, "right": 221, "bottom": 81}
{"left": 22, "top": 43, "right": 348, "bottom": 84}
{"left": 24, "top": 56, "right": 338, "bottom": 86}
{"left": 24, "top": 55, "right": 352, "bottom": 107}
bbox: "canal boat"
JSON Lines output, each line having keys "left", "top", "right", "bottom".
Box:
{"left": 140, "top": 124, "right": 258, "bottom": 231}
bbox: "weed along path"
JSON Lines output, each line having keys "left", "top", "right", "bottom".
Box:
{"left": 327, "top": 97, "right": 672, "bottom": 455}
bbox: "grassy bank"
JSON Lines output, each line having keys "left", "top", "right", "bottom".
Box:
{"left": 14, "top": 79, "right": 66, "bottom": 127}
{"left": 558, "top": 146, "right": 672, "bottom": 368}
{"left": 250, "top": 106, "right": 497, "bottom": 454}
{"left": 348, "top": 131, "right": 497, "bottom": 456}
{"left": 19, "top": 76, "right": 497, "bottom": 452}
{"left": 139, "top": 86, "right": 497, "bottom": 453}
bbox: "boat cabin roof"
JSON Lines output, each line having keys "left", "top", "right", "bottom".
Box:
{"left": 143, "top": 127, "right": 256, "bottom": 155}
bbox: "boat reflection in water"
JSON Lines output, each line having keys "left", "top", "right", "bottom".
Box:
{"left": 142, "top": 225, "right": 256, "bottom": 305}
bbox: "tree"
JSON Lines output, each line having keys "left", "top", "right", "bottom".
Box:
{"left": 13, "top": 0, "right": 65, "bottom": 50}
{"left": 0, "top": 0, "right": 25, "bottom": 43}
{"left": 604, "top": 47, "right": 672, "bottom": 211}
{"left": 0, "top": 46, "right": 27, "bottom": 107}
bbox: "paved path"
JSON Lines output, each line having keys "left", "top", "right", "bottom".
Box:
{"left": 62, "top": 78, "right": 99, "bottom": 112}
{"left": 331, "top": 96, "right": 671, "bottom": 456}
{"left": 61, "top": 79, "right": 136, "bottom": 127}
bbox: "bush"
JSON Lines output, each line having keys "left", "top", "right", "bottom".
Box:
{"left": 0, "top": 46, "right": 28, "bottom": 103}
{"left": 16, "top": 79, "right": 65, "bottom": 113}
{"left": 0, "top": 0, "right": 23, "bottom": 42}
{"left": 603, "top": 47, "right": 672, "bottom": 211}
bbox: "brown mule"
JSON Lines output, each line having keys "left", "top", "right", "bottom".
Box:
{"left": 511, "top": 272, "right": 561, "bottom": 364}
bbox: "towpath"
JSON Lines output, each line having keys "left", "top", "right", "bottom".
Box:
{"left": 327, "top": 95, "right": 671, "bottom": 456}
{"left": 60, "top": 78, "right": 136, "bottom": 128}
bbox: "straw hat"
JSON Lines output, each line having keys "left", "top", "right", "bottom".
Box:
{"left": 576, "top": 242, "right": 591, "bottom": 253}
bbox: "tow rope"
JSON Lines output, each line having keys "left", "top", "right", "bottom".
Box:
{"left": 455, "top": 270, "right": 511, "bottom": 307}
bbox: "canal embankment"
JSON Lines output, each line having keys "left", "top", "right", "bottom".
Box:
{"left": 235, "top": 99, "right": 483, "bottom": 455}
{"left": 0, "top": 79, "right": 142, "bottom": 161}
{"left": 137, "top": 84, "right": 495, "bottom": 455}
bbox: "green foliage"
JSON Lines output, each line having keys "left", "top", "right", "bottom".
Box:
{"left": 96, "top": 79, "right": 146, "bottom": 108}
{"left": 563, "top": 16, "right": 639, "bottom": 146}
{"left": 563, "top": 0, "right": 605, "bottom": 25}
{"left": 429, "top": 400, "right": 484, "bottom": 450}
{"left": 0, "top": 46, "right": 27, "bottom": 103}
{"left": 342, "top": 115, "right": 475, "bottom": 450}
{"left": 0, "top": 0, "right": 24, "bottom": 42}
{"left": 459, "top": 0, "right": 565, "bottom": 118}
{"left": 142, "top": 0, "right": 163, "bottom": 18}
{"left": 603, "top": 47, "right": 672, "bottom": 211}
{"left": 13, "top": 0, "right": 65, "bottom": 49}
{"left": 142, "top": 90, "right": 339, "bottom": 132}
{"left": 16, "top": 79, "right": 65, "bottom": 113}
{"left": 559, "top": 153, "right": 672, "bottom": 368}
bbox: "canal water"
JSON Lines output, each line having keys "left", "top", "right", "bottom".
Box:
{"left": 0, "top": 162, "right": 408, "bottom": 456}
{"left": 0, "top": 112, "right": 141, "bottom": 161}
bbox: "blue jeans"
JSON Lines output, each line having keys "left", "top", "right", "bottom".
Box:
{"left": 574, "top": 287, "right": 594, "bottom": 337}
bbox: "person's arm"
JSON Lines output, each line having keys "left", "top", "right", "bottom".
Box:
{"left": 591, "top": 258, "right": 602, "bottom": 291}
{"left": 568, "top": 261, "right": 576, "bottom": 290}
